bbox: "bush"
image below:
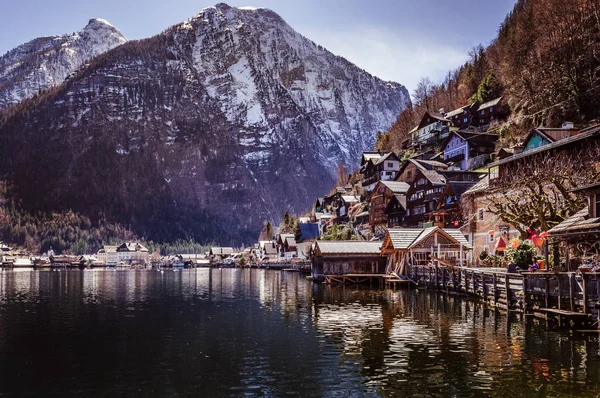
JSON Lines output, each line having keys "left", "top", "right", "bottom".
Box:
{"left": 506, "top": 240, "right": 535, "bottom": 270}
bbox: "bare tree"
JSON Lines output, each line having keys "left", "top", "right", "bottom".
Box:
{"left": 483, "top": 145, "right": 600, "bottom": 236}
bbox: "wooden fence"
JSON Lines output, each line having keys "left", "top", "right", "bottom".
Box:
{"left": 406, "top": 263, "right": 600, "bottom": 328}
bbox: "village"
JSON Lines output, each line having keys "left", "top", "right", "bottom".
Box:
{"left": 2, "top": 96, "right": 600, "bottom": 326}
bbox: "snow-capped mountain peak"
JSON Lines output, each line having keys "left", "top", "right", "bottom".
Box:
{"left": 0, "top": 18, "right": 127, "bottom": 109}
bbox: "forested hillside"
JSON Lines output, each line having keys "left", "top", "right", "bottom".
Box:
{"left": 377, "top": 0, "right": 600, "bottom": 152}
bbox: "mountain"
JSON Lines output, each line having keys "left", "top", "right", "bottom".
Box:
{"left": 0, "top": 18, "right": 127, "bottom": 109}
{"left": 0, "top": 3, "right": 409, "bottom": 246}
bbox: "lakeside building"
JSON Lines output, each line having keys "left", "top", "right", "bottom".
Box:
{"left": 97, "top": 242, "right": 149, "bottom": 266}
{"left": 311, "top": 241, "right": 385, "bottom": 282}
{"left": 381, "top": 227, "right": 471, "bottom": 275}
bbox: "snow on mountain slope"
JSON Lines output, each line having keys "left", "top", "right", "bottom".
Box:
{"left": 0, "top": 4, "right": 410, "bottom": 244}
{"left": 0, "top": 18, "right": 127, "bottom": 109}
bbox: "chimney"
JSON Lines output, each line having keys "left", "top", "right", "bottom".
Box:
{"left": 439, "top": 108, "right": 446, "bottom": 117}
{"left": 562, "top": 121, "right": 574, "bottom": 129}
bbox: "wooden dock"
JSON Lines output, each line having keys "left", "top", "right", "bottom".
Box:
{"left": 405, "top": 263, "right": 600, "bottom": 328}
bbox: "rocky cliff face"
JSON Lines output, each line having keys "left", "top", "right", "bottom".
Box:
{"left": 0, "top": 4, "right": 409, "bottom": 245}
{"left": 0, "top": 18, "right": 127, "bottom": 109}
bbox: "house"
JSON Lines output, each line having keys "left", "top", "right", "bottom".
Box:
{"left": 459, "top": 175, "right": 520, "bottom": 259}
{"left": 361, "top": 152, "right": 402, "bottom": 192}
{"left": 396, "top": 158, "right": 448, "bottom": 184}
{"left": 51, "top": 255, "right": 80, "bottom": 267}
{"left": 336, "top": 194, "right": 360, "bottom": 222}
{"left": 369, "top": 180, "right": 410, "bottom": 227}
{"left": 258, "top": 241, "right": 278, "bottom": 262}
{"left": 441, "top": 131, "right": 498, "bottom": 170}
{"left": 385, "top": 194, "right": 407, "bottom": 228}
{"left": 444, "top": 103, "right": 478, "bottom": 129}
{"left": 277, "top": 234, "right": 296, "bottom": 260}
{"left": 548, "top": 182, "right": 600, "bottom": 270}
{"left": 115, "top": 242, "right": 150, "bottom": 264}
{"left": 474, "top": 97, "right": 503, "bottom": 127}
{"left": 97, "top": 245, "right": 119, "bottom": 266}
{"left": 521, "top": 123, "right": 579, "bottom": 152}
{"left": 410, "top": 112, "right": 453, "bottom": 147}
{"left": 404, "top": 169, "right": 479, "bottom": 228}
{"left": 311, "top": 241, "right": 385, "bottom": 282}
{"left": 380, "top": 227, "right": 471, "bottom": 276}
{"left": 210, "top": 247, "right": 236, "bottom": 260}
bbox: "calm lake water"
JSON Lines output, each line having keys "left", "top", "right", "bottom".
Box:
{"left": 0, "top": 268, "right": 600, "bottom": 397}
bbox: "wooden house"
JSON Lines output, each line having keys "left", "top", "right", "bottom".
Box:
{"left": 441, "top": 131, "right": 498, "bottom": 170}
{"left": 381, "top": 227, "right": 471, "bottom": 276}
{"left": 277, "top": 234, "right": 296, "bottom": 260}
{"left": 474, "top": 97, "right": 503, "bottom": 127}
{"left": 369, "top": 180, "right": 410, "bottom": 227}
{"left": 311, "top": 241, "right": 385, "bottom": 282}
{"left": 361, "top": 152, "right": 401, "bottom": 192}
{"left": 336, "top": 194, "right": 360, "bottom": 222}
{"left": 404, "top": 169, "right": 479, "bottom": 228}
{"left": 444, "top": 103, "right": 478, "bottom": 129}
{"left": 396, "top": 158, "right": 448, "bottom": 185}
{"left": 410, "top": 112, "right": 452, "bottom": 147}
{"left": 385, "top": 194, "right": 406, "bottom": 228}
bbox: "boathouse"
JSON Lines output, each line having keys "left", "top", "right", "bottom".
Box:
{"left": 381, "top": 227, "right": 471, "bottom": 276}
{"left": 311, "top": 241, "right": 385, "bottom": 283}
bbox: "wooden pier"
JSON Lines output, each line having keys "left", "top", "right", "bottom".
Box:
{"left": 405, "top": 263, "right": 600, "bottom": 328}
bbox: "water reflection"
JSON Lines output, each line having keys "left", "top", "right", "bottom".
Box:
{"left": 0, "top": 269, "right": 599, "bottom": 397}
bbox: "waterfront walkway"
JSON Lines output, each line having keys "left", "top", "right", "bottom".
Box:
{"left": 405, "top": 263, "right": 599, "bottom": 328}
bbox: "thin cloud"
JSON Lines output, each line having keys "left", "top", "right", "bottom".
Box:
{"left": 299, "top": 26, "right": 470, "bottom": 94}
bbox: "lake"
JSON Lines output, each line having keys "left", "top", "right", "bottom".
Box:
{"left": 0, "top": 268, "right": 599, "bottom": 397}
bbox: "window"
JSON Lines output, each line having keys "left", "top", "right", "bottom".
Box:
{"left": 387, "top": 162, "right": 393, "bottom": 168}
{"left": 477, "top": 209, "right": 484, "bottom": 221}
{"left": 463, "top": 117, "right": 468, "bottom": 123}
{"left": 490, "top": 107, "right": 494, "bottom": 112}
{"left": 595, "top": 194, "right": 600, "bottom": 218}
{"left": 407, "top": 171, "right": 412, "bottom": 178}
{"left": 489, "top": 233, "right": 494, "bottom": 243}
{"left": 481, "top": 110, "right": 485, "bottom": 115}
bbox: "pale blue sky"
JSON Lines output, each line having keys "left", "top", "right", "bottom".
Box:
{"left": 0, "top": 0, "right": 517, "bottom": 92}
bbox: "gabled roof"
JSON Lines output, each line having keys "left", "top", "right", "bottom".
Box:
{"left": 385, "top": 227, "right": 471, "bottom": 250}
{"left": 299, "top": 223, "right": 320, "bottom": 240}
{"left": 522, "top": 128, "right": 557, "bottom": 147}
{"left": 441, "top": 131, "right": 498, "bottom": 150}
{"left": 285, "top": 237, "right": 297, "bottom": 248}
{"left": 117, "top": 242, "right": 149, "bottom": 252}
{"left": 211, "top": 247, "right": 235, "bottom": 255}
{"left": 374, "top": 152, "right": 400, "bottom": 165}
{"left": 385, "top": 194, "right": 406, "bottom": 213}
{"left": 98, "top": 245, "right": 118, "bottom": 253}
{"left": 315, "top": 241, "right": 382, "bottom": 255}
{"left": 445, "top": 103, "right": 475, "bottom": 118}
{"left": 341, "top": 195, "right": 360, "bottom": 204}
{"left": 361, "top": 152, "right": 384, "bottom": 165}
{"left": 477, "top": 97, "right": 502, "bottom": 111}
{"left": 416, "top": 112, "right": 451, "bottom": 129}
{"left": 420, "top": 169, "right": 447, "bottom": 186}
{"left": 380, "top": 180, "right": 410, "bottom": 194}
{"left": 416, "top": 159, "right": 448, "bottom": 169}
